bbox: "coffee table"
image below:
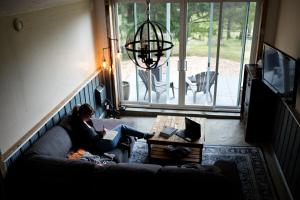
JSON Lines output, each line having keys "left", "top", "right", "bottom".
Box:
{"left": 147, "top": 115, "right": 206, "bottom": 164}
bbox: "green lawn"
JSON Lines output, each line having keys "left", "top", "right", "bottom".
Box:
{"left": 172, "top": 38, "right": 251, "bottom": 62}
{"left": 121, "top": 38, "right": 252, "bottom": 63}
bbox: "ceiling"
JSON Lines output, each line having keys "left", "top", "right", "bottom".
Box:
{"left": 0, "top": 0, "right": 83, "bottom": 16}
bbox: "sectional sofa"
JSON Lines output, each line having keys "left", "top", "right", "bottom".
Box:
{"left": 4, "top": 117, "right": 243, "bottom": 200}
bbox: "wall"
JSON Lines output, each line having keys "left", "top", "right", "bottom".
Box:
{"left": 273, "top": 0, "right": 300, "bottom": 113}
{"left": 263, "top": 0, "right": 281, "bottom": 45}
{"left": 0, "top": 0, "right": 105, "bottom": 155}
{"left": 274, "top": 0, "right": 300, "bottom": 58}
{"left": 264, "top": 0, "right": 300, "bottom": 112}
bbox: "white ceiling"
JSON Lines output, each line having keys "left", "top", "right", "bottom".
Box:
{"left": 0, "top": 0, "right": 83, "bottom": 16}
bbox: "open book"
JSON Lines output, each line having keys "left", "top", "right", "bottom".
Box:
{"left": 102, "top": 130, "right": 118, "bottom": 141}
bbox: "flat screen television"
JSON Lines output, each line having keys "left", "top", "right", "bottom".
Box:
{"left": 262, "top": 43, "right": 297, "bottom": 100}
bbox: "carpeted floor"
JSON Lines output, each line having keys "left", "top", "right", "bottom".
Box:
{"left": 129, "top": 140, "right": 276, "bottom": 200}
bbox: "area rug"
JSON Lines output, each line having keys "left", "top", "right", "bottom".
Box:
{"left": 129, "top": 141, "right": 276, "bottom": 200}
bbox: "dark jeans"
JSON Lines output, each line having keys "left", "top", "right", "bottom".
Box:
{"left": 94, "top": 124, "right": 145, "bottom": 152}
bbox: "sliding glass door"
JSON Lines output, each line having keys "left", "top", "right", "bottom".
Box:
{"left": 114, "top": 0, "right": 259, "bottom": 110}
{"left": 185, "top": 2, "right": 219, "bottom": 106}
{"left": 116, "top": 2, "right": 180, "bottom": 105}
{"left": 216, "top": 2, "right": 257, "bottom": 106}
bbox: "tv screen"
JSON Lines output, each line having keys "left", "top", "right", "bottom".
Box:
{"left": 262, "top": 43, "right": 297, "bottom": 97}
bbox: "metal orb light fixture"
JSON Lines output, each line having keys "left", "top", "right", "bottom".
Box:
{"left": 124, "top": 0, "right": 174, "bottom": 70}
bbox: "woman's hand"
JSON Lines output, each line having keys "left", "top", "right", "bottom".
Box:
{"left": 97, "top": 129, "right": 106, "bottom": 138}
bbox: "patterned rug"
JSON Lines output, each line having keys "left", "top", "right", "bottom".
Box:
{"left": 129, "top": 141, "right": 276, "bottom": 200}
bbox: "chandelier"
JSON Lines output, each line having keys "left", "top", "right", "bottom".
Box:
{"left": 124, "top": 0, "right": 174, "bottom": 70}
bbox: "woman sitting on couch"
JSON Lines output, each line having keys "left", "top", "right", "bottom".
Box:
{"left": 71, "top": 104, "right": 153, "bottom": 154}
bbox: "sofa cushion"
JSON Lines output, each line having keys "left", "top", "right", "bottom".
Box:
{"left": 106, "top": 148, "right": 126, "bottom": 163}
{"left": 25, "top": 126, "right": 72, "bottom": 158}
{"left": 106, "top": 136, "right": 135, "bottom": 163}
{"left": 59, "top": 115, "right": 73, "bottom": 133}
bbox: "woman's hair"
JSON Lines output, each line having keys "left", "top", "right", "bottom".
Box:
{"left": 71, "top": 104, "right": 81, "bottom": 118}
{"left": 78, "top": 104, "right": 95, "bottom": 118}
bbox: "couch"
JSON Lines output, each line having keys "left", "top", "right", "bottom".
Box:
{"left": 5, "top": 118, "right": 244, "bottom": 200}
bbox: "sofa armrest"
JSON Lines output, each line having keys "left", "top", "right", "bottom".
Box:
{"left": 22, "top": 155, "right": 96, "bottom": 178}
{"left": 7, "top": 155, "right": 98, "bottom": 200}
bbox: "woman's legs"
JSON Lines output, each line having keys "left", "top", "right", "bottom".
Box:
{"left": 112, "top": 124, "right": 146, "bottom": 139}
{"left": 94, "top": 124, "right": 152, "bottom": 153}
{"left": 93, "top": 129, "right": 122, "bottom": 152}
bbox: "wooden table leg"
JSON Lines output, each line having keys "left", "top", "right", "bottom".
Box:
{"left": 199, "top": 145, "right": 203, "bottom": 164}
{"left": 147, "top": 142, "right": 152, "bottom": 162}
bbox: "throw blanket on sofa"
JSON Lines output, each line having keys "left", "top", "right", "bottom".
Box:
{"left": 68, "top": 149, "right": 116, "bottom": 165}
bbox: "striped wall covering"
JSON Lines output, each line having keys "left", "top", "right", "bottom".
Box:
{"left": 3, "top": 73, "right": 105, "bottom": 169}
{"left": 272, "top": 98, "right": 300, "bottom": 199}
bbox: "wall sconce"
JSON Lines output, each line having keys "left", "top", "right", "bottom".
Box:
{"left": 101, "top": 37, "right": 119, "bottom": 108}
{"left": 102, "top": 38, "right": 119, "bottom": 71}
{"left": 102, "top": 47, "right": 109, "bottom": 70}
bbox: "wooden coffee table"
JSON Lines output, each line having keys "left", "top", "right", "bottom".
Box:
{"left": 147, "top": 115, "right": 206, "bottom": 164}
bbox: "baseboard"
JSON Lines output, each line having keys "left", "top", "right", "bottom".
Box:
{"left": 122, "top": 107, "right": 240, "bottom": 119}
{"left": 0, "top": 150, "right": 6, "bottom": 178}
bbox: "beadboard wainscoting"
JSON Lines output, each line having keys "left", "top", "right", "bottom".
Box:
{"left": 2, "top": 71, "right": 105, "bottom": 170}
{"left": 271, "top": 98, "right": 300, "bottom": 199}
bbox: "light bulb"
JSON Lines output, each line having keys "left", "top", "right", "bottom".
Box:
{"left": 116, "top": 52, "right": 121, "bottom": 59}
{"left": 102, "top": 59, "right": 107, "bottom": 70}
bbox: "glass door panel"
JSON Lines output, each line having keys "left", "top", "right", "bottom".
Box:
{"left": 117, "top": 2, "right": 180, "bottom": 105}
{"left": 185, "top": 3, "right": 220, "bottom": 106}
{"left": 239, "top": 2, "right": 257, "bottom": 105}
{"left": 216, "top": 2, "right": 256, "bottom": 106}
{"left": 117, "top": 3, "right": 147, "bottom": 103}
{"left": 149, "top": 3, "right": 180, "bottom": 104}
{"left": 244, "top": 2, "right": 256, "bottom": 65}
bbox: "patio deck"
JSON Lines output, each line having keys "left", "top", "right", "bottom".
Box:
{"left": 119, "top": 56, "right": 242, "bottom": 107}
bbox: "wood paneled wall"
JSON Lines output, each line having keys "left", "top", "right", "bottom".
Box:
{"left": 3, "top": 73, "right": 105, "bottom": 169}
{"left": 272, "top": 98, "right": 300, "bottom": 199}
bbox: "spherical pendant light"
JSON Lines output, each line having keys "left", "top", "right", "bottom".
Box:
{"left": 124, "top": 0, "right": 174, "bottom": 70}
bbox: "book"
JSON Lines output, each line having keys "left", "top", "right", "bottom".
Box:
{"left": 160, "top": 126, "right": 178, "bottom": 138}
{"left": 102, "top": 130, "right": 118, "bottom": 141}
